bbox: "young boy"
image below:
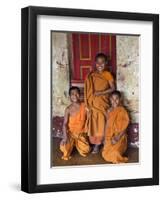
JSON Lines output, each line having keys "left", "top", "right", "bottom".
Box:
{"left": 84, "top": 53, "right": 115, "bottom": 153}
{"left": 102, "top": 90, "right": 129, "bottom": 164}
{"left": 60, "top": 86, "right": 90, "bottom": 160}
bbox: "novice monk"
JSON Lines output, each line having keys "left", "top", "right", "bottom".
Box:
{"left": 84, "top": 53, "right": 115, "bottom": 153}
{"left": 102, "top": 90, "right": 129, "bottom": 164}
{"left": 60, "top": 86, "right": 90, "bottom": 160}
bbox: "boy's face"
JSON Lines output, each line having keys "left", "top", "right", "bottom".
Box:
{"left": 110, "top": 94, "right": 120, "bottom": 108}
{"left": 70, "top": 89, "right": 80, "bottom": 103}
{"left": 95, "top": 57, "right": 106, "bottom": 72}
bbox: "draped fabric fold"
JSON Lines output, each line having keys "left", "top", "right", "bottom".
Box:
{"left": 84, "top": 70, "right": 114, "bottom": 144}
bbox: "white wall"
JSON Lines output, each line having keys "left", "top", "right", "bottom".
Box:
{"left": 0, "top": 0, "right": 162, "bottom": 199}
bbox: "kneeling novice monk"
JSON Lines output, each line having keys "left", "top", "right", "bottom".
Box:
{"left": 102, "top": 90, "right": 130, "bottom": 164}
{"left": 60, "top": 86, "right": 90, "bottom": 160}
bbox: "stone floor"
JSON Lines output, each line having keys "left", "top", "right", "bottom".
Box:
{"left": 51, "top": 138, "right": 139, "bottom": 167}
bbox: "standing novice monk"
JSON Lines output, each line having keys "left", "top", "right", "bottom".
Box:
{"left": 102, "top": 90, "right": 129, "bottom": 164}
{"left": 84, "top": 53, "right": 115, "bottom": 153}
{"left": 60, "top": 86, "right": 90, "bottom": 160}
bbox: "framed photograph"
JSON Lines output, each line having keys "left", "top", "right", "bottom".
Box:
{"left": 21, "top": 6, "right": 159, "bottom": 193}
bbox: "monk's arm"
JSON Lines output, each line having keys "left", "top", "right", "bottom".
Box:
{"left": 84, "top": 74, "right": 92, "bottom": 111}
{"left": 62, "top": 108, "right": 69, "bottom": 143}
{"left": 84, "top": 79, "right": 88, "bottom": 109}
{"left": 111, "top": 111, "right": 129, "bottom": 144}
{"left": 101, "top": 80, "right": 115, "bottom": 95}
{"left": 94, "top": 80, "right": 115, "bottom": 96}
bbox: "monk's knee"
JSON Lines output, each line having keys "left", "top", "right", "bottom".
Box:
{"left": 77, "top": 144, "right": 90, "bottom": 157}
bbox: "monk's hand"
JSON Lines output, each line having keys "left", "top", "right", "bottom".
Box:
{"left": 111, "top": 134, "right": 121, "bottom": 145}
{"left": 85, "top": 107, "right": 90, "bottom": 112}
{"left": 111, "top": 137, "right": 117, "bottom": 145}
{"left": 94, "top": 91, "right": 103, "bottom": 96}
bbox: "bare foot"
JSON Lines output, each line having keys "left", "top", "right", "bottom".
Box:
{"left": 91, "top": 144, "right": 100, "bottom": 154}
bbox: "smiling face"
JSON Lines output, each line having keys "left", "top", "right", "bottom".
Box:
{"left": 110, "top": 94, "right": 121, "bottom": 108}
{"left": 95, "top": 57, "right": 106, "bottom": 72}
{"left": 69, "top": 89, "right": 80, "bottom": 103}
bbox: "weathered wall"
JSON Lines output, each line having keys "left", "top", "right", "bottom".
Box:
{"left": 116, "top": 35, "right": 139, "bottom": 123}
{"left": 52, "top": 32, "right": 70, "bottom": 117}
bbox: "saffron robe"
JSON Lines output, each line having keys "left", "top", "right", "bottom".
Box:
{"left": 84, "top": 70, "right": 114, "bottom": 144}
{"left": 102, "top": 106, "right": 129, "bottom": 163}
{"left": 60, "top": 103, "right": 90, "bottom": 160}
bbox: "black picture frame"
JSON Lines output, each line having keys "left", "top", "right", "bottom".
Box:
{"left": 21, "top": 6, "right": 159, "bottom": 193}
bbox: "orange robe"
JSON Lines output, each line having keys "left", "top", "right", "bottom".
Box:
{"left": 102, "top": 106, "right": 129, "bottom": 164}
{"left": 84, "top": 70, "right": 114, "bottom": 144}
{"left": 60, "top": 103, "right": 90, "bottom": 160}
